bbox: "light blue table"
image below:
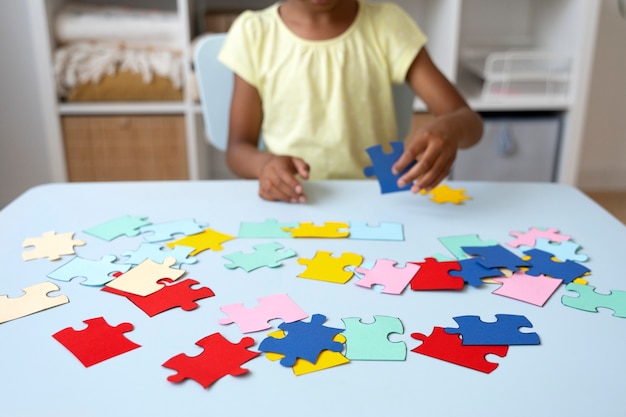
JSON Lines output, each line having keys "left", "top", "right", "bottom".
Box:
{"left": 1, "top": 180, "right": 625, "bottom": 416}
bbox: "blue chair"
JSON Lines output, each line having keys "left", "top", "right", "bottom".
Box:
{"left": 193, "top": 33, "right": 415, "bottom": 152}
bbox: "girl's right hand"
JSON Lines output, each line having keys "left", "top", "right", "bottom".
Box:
{"left": 258, "top": 155, "right": 310, "bottom": 203}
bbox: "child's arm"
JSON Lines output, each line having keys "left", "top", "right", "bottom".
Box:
{"left": 392, "top": 48, "right": 483, "bottom": 193}
{"left": 225, "top": 74, "right": 310, "bottom": 203}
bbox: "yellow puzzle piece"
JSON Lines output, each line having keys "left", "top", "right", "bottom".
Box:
{"left": 284, "top": 222, "right": 350, "bottom": 238}
{"left": 166, "top": 228, "right": 235, "bottom": 255}
{"left": 297, "top": 251, "right": 363, "bottom": 284}
{"left": 420, "top": 184, "right": 472, "bottom": 205}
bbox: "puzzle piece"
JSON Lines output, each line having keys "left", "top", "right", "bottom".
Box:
{"left": 341, "top": 316, "right": 406, "bottom": 361}
{"left": 139, "top": 219, "right": 207, "bottom": 242}
{"left": 121, "top": 243, "right": 197, "bottom": 268}
{"left": 265, "top": 331, "right": 350, "bottom": 375}
{"left": 47, "top": 255, "right": 130, "bottom": 286}
{"left": 22, "top": 231, "right": 86, "bottom": 261}
{"left": 238, "top": 219, "right": 298, "bottom": 238}
{"left": 223, "top": 242, "right": 296, "bottom": 272}
{"left": 410, "top": 327, "right": 508, "bottom": 374}
{"left": 0, "top": 282, "right": 69, "bottom": 324}
{"left": 409, "top": 258, "right": 464, "bottom": 291}
{"left": 444, "top": 314, "right": 540, "bottom": 346}
{"left": 284, "top": 222, "right": 350, "bottom": 238}
{"left": 561, "top": 283, "right": 626, "bottom": 318}
{"left": 258, "top": 314, "right": 344, "bottom": 367}
{"left": 162, "top": 333, "right": 260, "bottom": 389}
{"left": 52, "top": 317, "right": 141, "bottom": 367}
{"left": 420, "top": 184, "right": 472, "bottom": 204}
{"left": 218, "top": 293, "right": 308, "bottom": 333}
{"left": 462, "top": 244, "right": 531, "bottom": 271}
{"left": 363, "top": 141, "right": 415, "bottom": 193}
{"left": 102, "top": 278, "right": 215, "bottom": 317}
{"left": 438, "top": 234, "right": 499, "bottom": 260}
{"left": 518, "top": 238, "right": 588, "bottom": 263}
{"left": 491, "top": 271, "right": 563, "bottom": 307}
{"left": 523, "top": 249, "right": 590, "bottom": 283}
{"left": 297, "top": 251, "right": 363, "bottom": 284}
{"left": 83, "top": 215, "right": 150, "bottom": 241}
{"left": 450, "top": 257, "right": 504, "bottom": 287}
{"left": 166, "top": 228, "right": 235, "bottom": 255}
{"left": 355, "top": 259, "right": 419, "bottom": 294}
{"left": 507, "top": 227, "right": 570, "bottom": 248}
{"left": 348, "top": 222, "right": 404, "bottom": 241}
{"left": 104, "top": 257, "right": 185, "bottom": 296}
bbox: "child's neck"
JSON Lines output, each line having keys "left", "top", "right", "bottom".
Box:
{"left": 279, "top": 0, "right": 359, "bottom": 41}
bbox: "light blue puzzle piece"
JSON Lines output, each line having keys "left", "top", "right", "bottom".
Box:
{"left": 238, "top": 219, "right": 298, "bottom": 238}
{"left": 121, "top": 243, "right": 197, "bottom": 268}
{"left": 139, "top": 219, "right": 208, "bottom": 242}
{"left": 84, "top": 215, "right": 150, "bottom": 241}
{"left": 341, "top": 315, "right": 406, "bottom": 361}
{"left": 223, "top": 242, "right": 297, "bottom": 272}
{"left": 519, "top": 238, "right": 588, "bottom": 262}
{"left": 438, "top": 234, "right": 499, "bottom": 260}
{"left": 47, "top": 255, "right": 131, "bottom": 286}
{"left": 348, "top": 222, "right": 404, "bottom": 241}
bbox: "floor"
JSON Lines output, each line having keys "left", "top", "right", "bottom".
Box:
{"left": 584, "top": 191, "right": 626, "bottom": 225}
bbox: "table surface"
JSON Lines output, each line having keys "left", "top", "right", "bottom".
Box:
{"left": 1, "top": 180, "right": 625, "bottom": 417}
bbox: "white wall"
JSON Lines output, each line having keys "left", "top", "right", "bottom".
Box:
{"left": 577, "top": 0, "right": 626, "bottom": 190}
{"left": 0, "top": 0, "right": 60, "bottom": 208}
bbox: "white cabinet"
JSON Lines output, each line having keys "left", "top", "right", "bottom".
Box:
{"left": 26, "top": 0, "right": 600, "bottom": 183}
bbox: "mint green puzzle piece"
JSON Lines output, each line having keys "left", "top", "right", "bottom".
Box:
{"left": 84, "top": 215, "right": 150, "bottom": 241}
{"left": 562, "top": 283, "right": 626, "bottom": 318}
{"left": 223, "top": 242, "right": 296, "bottom": 272}
{"left": 341, "top": 315, "right": 406, "bottom": 361}
{"left": 438, "top": 234, "right": 499, "bottom": 260}
{"left": 238, "top": 219, "right": 298, "bottom": 238}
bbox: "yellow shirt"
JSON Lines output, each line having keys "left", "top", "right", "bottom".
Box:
{"left": 219, "top": 1, "right": 426, "bottom": 179}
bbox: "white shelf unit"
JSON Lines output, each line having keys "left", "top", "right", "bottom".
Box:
{"left": 28, "top": 0, "right": 600, "bottom": 184}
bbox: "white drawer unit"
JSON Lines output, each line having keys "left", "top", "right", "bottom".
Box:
{"left": 451, "top": 114, "right": 561, "bottom": 182}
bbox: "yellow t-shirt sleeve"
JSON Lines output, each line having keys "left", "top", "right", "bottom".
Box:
{"left": 217, "top": 11, "right": 259, "bottom": 87}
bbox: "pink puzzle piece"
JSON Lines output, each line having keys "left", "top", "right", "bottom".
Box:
{"left": 492, "top": 271, "right": 563, "bottom": 306}
{"left": 355, "top": 259, "right": 419, "bottom": 295}
{"left": 506, "top": 227, "right": 571, "bottom": 248}
{"left": 218, "top": 293, "right": 308, "bottom": 333}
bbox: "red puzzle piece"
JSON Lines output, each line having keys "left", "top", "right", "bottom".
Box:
{"left": 162, "top": 333, "right": 260, "bottom": 389}
{"left": 52, "top": 317, "right": 141, "bottom": 367}
{"left": 410, "top": 327, "right": 508, "bottom": 373}
{"left": 409, "top": 258, "right": 464, "bottom": 290}
{"left": 102, "top": 278, "right": 215, "bottom": 317}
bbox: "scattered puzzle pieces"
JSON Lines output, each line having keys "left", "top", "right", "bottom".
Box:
{"left": 444, "top": 314, "right": 540, "bottom": 346}
{"left": 284, "top": 222, "right": 350, "bottom": 238}
{"left": 162, "top": 333, "right": 260, "bottom": 389}
{"left": 438, "top": 234, "right": 499, "bottom": 260}
{"left": 341, "top": 316, "right": 406, "bottom": 361}
{"left": 506, "top": 227, "right": 570, "bottom": 248}
{"left": 411, "top": 327, "right": 508, "bottom": 374}
{"left": 355, "top": 259, "right": 419, "bottom": 294}
{"left": 462, "top": 244, "right": 530, "bottom": 271}
{"left": 0, "top": 282, "right": 69, "bottom": 324}
{"left": 409, "top": 258, "right": 464, "bottom": 291}
{"left": 348, "top": 222, "right": 404, "bottom": 241}
{"left": 561, "top": 283, "right": 626, "bottom": 318}
{"left": 259, "top": 314, "right": 344, "bottom": 367}
{"left": 83, "top": 215, "right": 150, "bottom": 241}
{"left": 47, "top": 255, "right": 130, "bottom": 286}
{"left": 22, "top": 231, "right": 85, "bottom": 261}
{"left": 166, "top": 228, "right": 235, "bottom": 255}
{"left": 104, "top": 257, "right": 185, "bottom": 296}
{"left": 420, "top": 184, "right": 472, "bottom": 204}
{"left": 298, "top": 251, "right": 363, "bottom": 284}
{"left": 223, "top": 242, "right": 296, "bottom": 272}
{"left": 363, "top": 141, "right": 415, "bottom": 194}
{"left": 121, "top": 243, "right": 197, "bottom": 268}
{"left": 52, "top": 317, "right": 141, "bottom": 367}
{"left": 218, "top": 293, "right": 308, "bottom": 333}
{"left": 491, "top": 271, "right": 563, "bottom": 307}
{"left": 139, "top": 219, "right": 207, "bottom": 242}
{"left": 102, "top": 278, "right": 215, "bottom": 317}
{"left": 450, "top": 257, "right": 504, "bottom": 287}
{"left": 238, "top": 219, "right": 298, "bottom": 238}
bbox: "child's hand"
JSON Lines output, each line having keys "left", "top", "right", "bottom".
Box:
{"left": 258, "top": 155, "right": 310, "bottom": 203}
{"left": 392, "top": 125, "right": 458, "bottom": 193}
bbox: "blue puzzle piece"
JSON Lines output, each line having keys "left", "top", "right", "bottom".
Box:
{"left": 519, "top": 238, "right": 588, "bottom": 263}
{"left": 444, "top": 314, "right": 540, "bottom": 346}
{"left": 238, "top": 219, "right": 298, "bottom": 238}
{"left": 139, "top": 219, "right": 207, "bottom": 242}
{"left": 258, "top": 314, "right": 344, "bottom": 367}
{"left": 348, "top": 222, "right": 404, "bottom": 241}
{"left": 84, "top": 215, "right": 150, "bottom": 241}
{"left": 461, "top": 244, "right": 531, "bottom": 271}
{"left": 523, "top": 248, "right": 590, "bottom": 283}
{"left": 121, "top": 243, "right": 197, "bottom": 268}
{"left": 363, "top": 142, "right": 416, "bottom": 194}
{"left": 47, "top": 255, "right": 131, "bottom": 286}
{"left": 450, "top": 257, "right": 504, "bottom": 287}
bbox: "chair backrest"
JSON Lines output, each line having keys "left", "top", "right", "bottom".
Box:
{"left": 193, "top": 33, "right": 415, "bottom": 152}
{"left": 194, "top": 33, "right": 231, "bottom": 151}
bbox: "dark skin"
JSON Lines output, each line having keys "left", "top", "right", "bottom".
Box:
{"left": 225, "top": 0, "right": 483, "bottom": 203}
